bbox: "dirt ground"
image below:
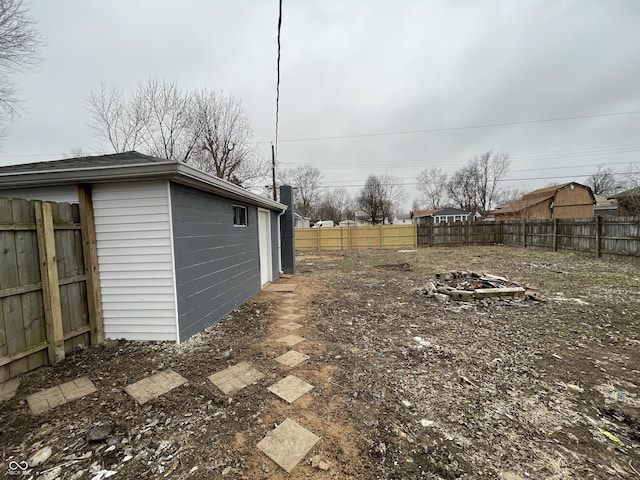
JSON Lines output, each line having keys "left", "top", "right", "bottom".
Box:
{"left": 1, "top": 246, "right": 639, "bottom": 479}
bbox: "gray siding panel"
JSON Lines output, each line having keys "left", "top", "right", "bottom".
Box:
{"left": 170, "top": 182, "right": 262, "bottom": 341}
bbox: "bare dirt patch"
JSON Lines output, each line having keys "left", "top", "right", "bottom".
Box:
{"left": 1, "top": 247, "right": 639, "bottom": 479}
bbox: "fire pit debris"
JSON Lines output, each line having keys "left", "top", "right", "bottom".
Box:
{"left": 419, "top": 271, "right": 544, "bottom": 304}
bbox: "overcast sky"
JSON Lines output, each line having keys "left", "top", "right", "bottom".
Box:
{"left": 1, "top": 0, "right": 639, "bottom": 208}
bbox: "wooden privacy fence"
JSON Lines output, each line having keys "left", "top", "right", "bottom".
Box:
{"left": 415, "top": 216, "right": 640, "bottom": 257}
{"left": 295, "top": 224, "right": 417, "bottom": 251}
{"left": 295, "top": 216, "right": 640, "bottom": 257}
{"left": 0, "top": 192, "right": 103, "bottom": 382}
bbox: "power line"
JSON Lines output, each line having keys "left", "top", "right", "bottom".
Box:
{"left": 319, "top": 170, "right": 638, "bottom": 189}
{"left": 274, "top": 0, "right": 283, "bottom": 155}
{"left": 322, "top": 160, "right": 640, "bottom": 186}
{"left": 269, "top": 109, "right": 640, "bottom": 144}
{"left": 279, "top": 143, "right": 640, "bottom": 170}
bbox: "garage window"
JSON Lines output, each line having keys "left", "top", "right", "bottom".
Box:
{"left": 233, "top": 205, "right": 247, "bottom": 226}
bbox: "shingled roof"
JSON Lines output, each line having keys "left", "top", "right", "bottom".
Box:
{"left": 0, "top": 151, "right": 285, "bottom": 212}
{"left": 0, "top": 151, "right": 167, "bottom": 174}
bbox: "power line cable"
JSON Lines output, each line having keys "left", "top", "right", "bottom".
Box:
{"left": 280, "top": 144, "right": 640, "bottom": 170}
{"left": 319, "top": 170, "right": 638, "bottom": 189}
{"left": 269, "top": 109, "right": 640, "bottom": 144}
{"left": 274, "top": 0, "right": 283, "bottom": 156}
{"left": 323, "top": 160, "right": 640, "bottom": 186}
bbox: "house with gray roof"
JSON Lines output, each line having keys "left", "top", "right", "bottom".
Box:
{"left": 411, "top": 207, "right": 474, "bottom": 224}
{"left": 0, "top": 151, "right": 288, "bottom": 342}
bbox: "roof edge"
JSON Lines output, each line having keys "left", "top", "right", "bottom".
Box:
{"left": 0, "top": 160, "right": 286, "bottom": 212}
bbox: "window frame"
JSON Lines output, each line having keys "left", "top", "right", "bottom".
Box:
{"left": 233, "top": 205, "right": 248, "bottom": 227}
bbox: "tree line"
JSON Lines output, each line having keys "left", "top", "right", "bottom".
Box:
{"left": 284, "top": 151, "right": 511, "bottom": 225}
{"left": 415, "top": 151, "right": 510, "bottom": 216}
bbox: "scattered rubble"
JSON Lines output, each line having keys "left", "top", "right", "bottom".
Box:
{"left": 418, "top": 270, "right": 545, "bottom": 305}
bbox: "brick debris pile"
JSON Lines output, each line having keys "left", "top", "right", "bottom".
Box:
{"left": 419, "top": 271, "right": 545, "bottom": 305}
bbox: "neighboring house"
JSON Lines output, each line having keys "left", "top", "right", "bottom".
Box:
{"left": 339, "top": 219, "right": 357, "bottom": 227}
{"left": 493, "top": 182, "right": 595, "bottom": 221}
{"left": 609, "top": 187, "right": 640, "bottom": 216}
{"left": 411, "top": 208, "right": 473, "bottom": 224}
{"left": 392, "top": 213, "right": 412, "bottom": 224}
{"left": 354, "top": 210, "right": 374, "bottom": 226}
{"left": 593, "top": 194, "right": 618, "bottom": 217}
{"left": 0, "top": 151, "right": 287, "bottom": 343}
{"left": 411, "top": 209, "right": 438, "bottom": 224}
{"left": 293, "top": 212, "right": 311, "bottom": 228}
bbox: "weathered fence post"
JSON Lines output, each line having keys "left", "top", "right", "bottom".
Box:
{"left": 34, "top": 201, "right": 65, "bottom": 365}
{"left": 594, "top": 215, "right": 601, "bottom": 258}
{"left": 552, "top": 218, "right": 558, "bottom": 252}
{"left": 522, "top": 219, "right": 526, "bottom": 247}
{"left": 380, "top": 224, "right": 384, "bottom": 250}
{"left": 413, "top": 223, "right": 417, "bottom": 249}
{"left": 429, "top": 224, "right": 433, "bottom": 247}
{"left": 78, "top": 185, "right": 104, "bottom": 344}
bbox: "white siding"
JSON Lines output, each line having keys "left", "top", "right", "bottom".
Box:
{"left": 0, "top": 185, "right": 79, "bottom": 202}
{"left": 93, "top": 181, "right": 177, "bottom": 341}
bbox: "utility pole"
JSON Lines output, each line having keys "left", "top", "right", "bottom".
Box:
{"left": 271, "top": 143, "right": 277, "bottom": 200}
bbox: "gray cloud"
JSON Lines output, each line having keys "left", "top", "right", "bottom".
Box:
{"left": 1, "top": 0, "right": 639, "bottom": 208}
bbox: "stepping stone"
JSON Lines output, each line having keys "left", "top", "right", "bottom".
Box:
{"left": 282, "top": 293, "right": 298, "bottom": 298}
{"left": 275, "top": 350, "right": 309, "bottom": 368}
{"left": 0, "top": 378, "right": 20, "bottom": 402}
{"left": 268, "top": 375, "right": 314, "bottom": 403}
{"left": 282, "top": 313, "right": 304, "bottom": 322}
{"left": 276, "top": 335, "right": 305, "bottom": 347}
{"left": 208, "top": 362, "right": 264, "bottom": 395}
{"left": 27, "top": 377, "right": 96, "bottom": 415}
{"left": 263, "top": 283, "right": 299, "bottom": 292}
{"left": 279, "top": 322, "right": 303, "bottom": 331}
{"left": 125, "top": 369, "right": 187, "bottom": 405}
{"left": 281, "top": 305, "right": 299, "bottom": 313}
{"left": 257, "top": 418, "right": 320, "bottom": 473}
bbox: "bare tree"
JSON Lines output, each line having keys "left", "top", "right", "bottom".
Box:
{"left": 447, "top": 164, "right": 477, "bottom": 212}
{"left": 63, "top": 146, "right": 89, "bottom": 158}
{"left": 416, "top": 167, "right": 448, "bottom": 209}
{"left": 358, "top": 175, "right": 385, "bottom": 224}
{"left": 357, "top": 175, "right": 404, "bottom": 224}
{"left": 472, "top": 151, "right": 510, "bottom": 216}
{"left": 613, "top": 163, "right": 640, "bottom": 215}
{"left": 494, "top": 185, "right": 528, "bottom": 208}
{"left": 188, "top": 90, "right": 263, "bottom": 185}
{"left": 379, "top": 174, "right": 405, "bottom": 222}
{"left": 316, "top": 187, "right": 353, "bottom": 224}
{"left": 279, "top": 165, "right": 324, "bottom": 218}
{"left": 447, "top": 151, "right": 510, "bottom": 215}
{"left": 586, "top": 165, "right": 622, "bottom": 196}
{"left": 0, "top": 0, "right": 43, "bottom": 125}
{"left": 136, "top": 78, "right": 198, "bottom": 161}
{"left": 87, "top": 79, "right": 265, "bottom": 186}
{"left": 86, "top": 82, "right": 146, "bottom": 152}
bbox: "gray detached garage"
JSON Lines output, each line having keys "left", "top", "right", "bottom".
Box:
{"left": 0, "top": 152, "right": 288, "bottom": 342}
